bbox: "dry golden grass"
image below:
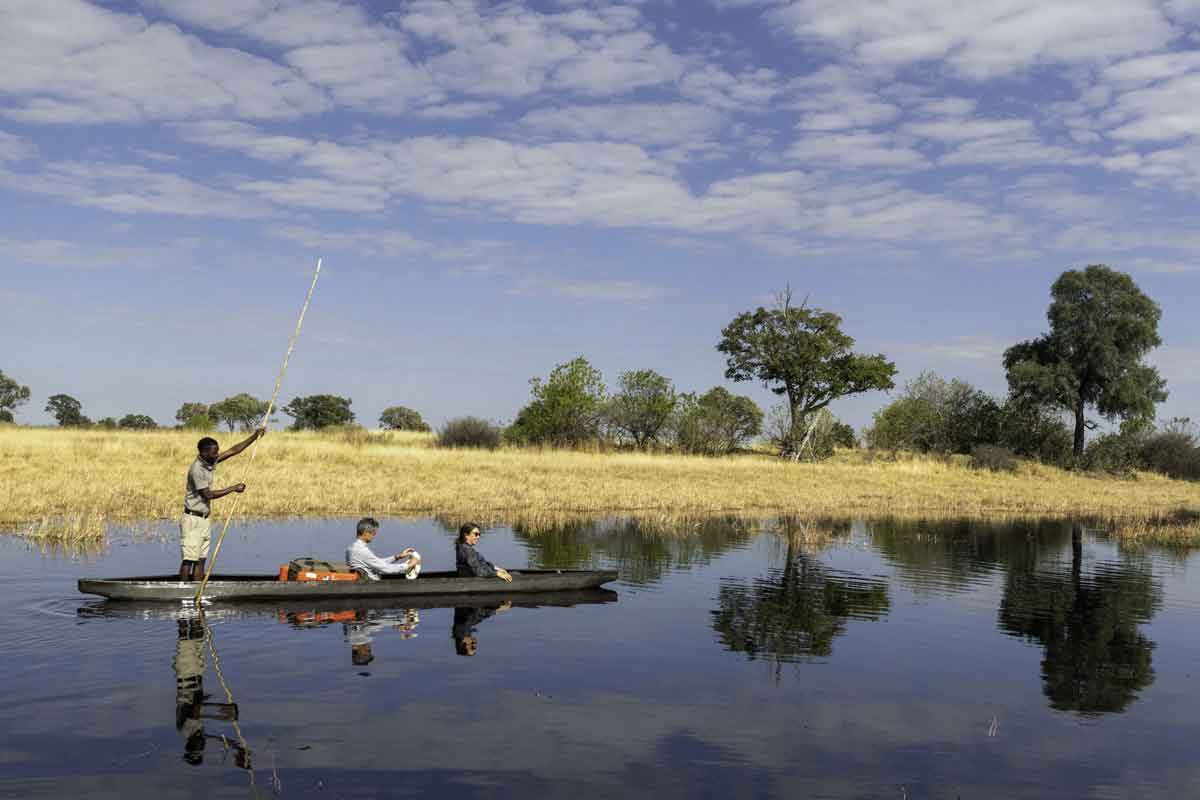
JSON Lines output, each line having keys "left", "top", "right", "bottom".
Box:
{"left": 3, "top": 426, "right": 1200, "bottom": 545}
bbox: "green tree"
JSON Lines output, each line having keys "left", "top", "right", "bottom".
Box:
{"left": 718, "top": 288, "right": 896, "bottom": 453}
{"left": 118, "top": 413, "right": 157, "bottom": 430}
{"left": 175, "top": 402, "right": 210, "bottom": 428}
{"left": 606, "top": 369, "right": 678, "bottom": 449}
{"left": 768, "top": 405, "right": 855, "bottom": 459}
{"left": 379, "top": 405, "right": 431, "bottom": 432}
{"left": 673, "top": 387, "right": 763, "bottom": 455}
{"left": 507, "top": 357, "right": 607, "bottom": 447}
{"left": 864, "top": 372, "right": 1001, "bottom": 455}
{"left": 95, "top": 417, "right": 118, "bottom": 430}
{"left": 283, "top": 394, "right": 354, "bottom": 430}
{"left": 0, "top": 369, "right": 31, "bottom": 422}
{"left": 45, "top": 394, "right": 90, "bottom": 427}
{"left": 997, "top": 398, "right": 1073, "bottom": 467}
{"left": 209, "top": 393, "right": 271, "bottom": 432}
{"left": 1004, "top": 265, "right": 1167, "bottom": 462}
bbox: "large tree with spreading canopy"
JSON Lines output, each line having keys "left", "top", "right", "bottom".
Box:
{"left": 1003, "top": 265, "right": 1167, "bottom": 462}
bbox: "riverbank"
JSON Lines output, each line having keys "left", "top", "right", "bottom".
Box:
{"left": 3, "top": 427, "right": 1199, "bottom": 545}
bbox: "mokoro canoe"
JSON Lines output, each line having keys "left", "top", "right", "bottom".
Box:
{"left": 76, "top": 588, "right": 618, "bottom": 621}
{"left": 78, "top": 569, "right": 619, "bottom": 602}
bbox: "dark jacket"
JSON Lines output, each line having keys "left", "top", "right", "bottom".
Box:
{"left": 455, "top": 541, "right": 497, "bottom": 578}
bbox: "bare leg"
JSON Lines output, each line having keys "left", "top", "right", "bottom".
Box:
{"left": 179, "top": 560, "right": 193, "bottom": 580}
{"left": 193, "top": 558, "right": 207, "bottom": 582}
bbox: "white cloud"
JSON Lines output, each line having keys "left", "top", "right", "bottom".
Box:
{"left": 509, "top": 277, "right": 669, "bottom": 303}
{"left": 763, "top": 0, "right": 1178, "bottom": 78}
{"left": 1105, "top": 72, "right": 1200, "bottom": 142}
{"left": 174, "top": 120, "right": 312, "bottom": 162}
{"left": 786, "top": 66, "right": 900, "bottom": 130}
{"left": 0, "top": 160, "right": 275, "bottom": 218}
{"left": 414, "top": 102, "right": 502, "bottom": 120}
{"left": 520, "top": 103, "right": 724, "bottom": 146}
{"left": 0, "top": 235, "right": 160, "bottom": 269}
{"left": 678, "top": 65, "right": 780, "bottom": 112}
{"left": 0, "top": 131, "right": 36, "bottom": 161}
{"left": 1, "top": 0, "right": 328, "bottom": 123}
{"left": 785, "top": 131, "right": 927, "bottom": 169}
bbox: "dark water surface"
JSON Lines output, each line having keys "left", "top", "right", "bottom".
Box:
{"left": 4, "top": 517, "right": 1200, "bottom": 799}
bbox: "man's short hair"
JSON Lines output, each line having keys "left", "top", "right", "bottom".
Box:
{"left": 197, "top": 437, "right": 219, "bottom": 451}
{"left": 357, "top": 517, "right": 380, "bottom": 537}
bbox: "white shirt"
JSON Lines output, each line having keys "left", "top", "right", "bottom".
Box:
{"left": 346, "top": 538, "right": 418, "bottom": 581}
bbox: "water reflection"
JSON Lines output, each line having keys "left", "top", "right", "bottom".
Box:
{"left": 171, "top": 615, "right": 252, "bottom": 771}
{"left": 998, "top": 525, "right": 1162, "bottom": 714}
{"left": 513, "top": 516, "right": 757, "bottom": 585}
{"left": 452, "top": 602, "right": 511, "bottom": 656}
{"left": 711, "top": 524, "right": 890, "bottom": 668}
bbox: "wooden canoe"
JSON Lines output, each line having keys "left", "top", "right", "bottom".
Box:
{"left": 78, "top": 568, "right": 618, "bottom": 602}
{"left": 76, "top": 587, "right": 618, "bottom": 620}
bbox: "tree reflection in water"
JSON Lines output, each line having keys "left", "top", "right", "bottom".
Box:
{"left": 711, "top": 519, "right": 890, "bottom": 671}
{"left": 998, "top": 525, "right": 1162, "bottom": 714}
{"left": 513, "top": 516, "right": 757, "bottom": 586}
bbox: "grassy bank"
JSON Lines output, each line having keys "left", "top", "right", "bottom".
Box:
{"left": 3, "top": 426, "right": 1199, "bottom": 545}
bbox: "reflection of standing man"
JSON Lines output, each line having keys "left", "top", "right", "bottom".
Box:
{"left": 343, "top": 609, "right": 421, "bottom": 666}
{"left": 174, "top": 619, "right": 208, "bottom": 765}
{"left": 180, "top": 431, "right": 263, "bottom": 581}
{"left": 172, "top": 618, "right": 245, "bottom": 767}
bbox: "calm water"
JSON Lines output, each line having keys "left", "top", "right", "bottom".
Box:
{"left": 4, "top": 517, "right": 1200, "bottom": 799}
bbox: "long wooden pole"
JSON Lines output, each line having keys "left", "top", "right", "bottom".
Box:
{"left": 195, "top": 258, "right": 322, "bottom": 601}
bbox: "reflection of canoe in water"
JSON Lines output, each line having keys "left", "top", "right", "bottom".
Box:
{"left": 77, "top": 588, "right": 619, "bottom": 620}
{"left": 78, "top": 569, "right": 619, "bottom": 602}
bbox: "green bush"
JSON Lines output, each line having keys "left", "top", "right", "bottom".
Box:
{"left": 1081, "top": 433, "right": 1140, "bottom": 478}
{"left": 1137, "top": 420, "right": 1200, "bottom": 480}
{"left": 507, "top": 357, "right": 606, "bottom": 447}
{"left": 672, "top": 387, "right": 762, "bottom": 455}
{"left": 970, "top": 445, "right": 1017, "bottom": 472}
{"left": 864, "top": 372, "right": 1000, "bottom": 455}
{"left": 379, "top": 406, "right": 431, "bottom": 432}
{"left": 439, "top": 417, "right": 501, "bottom": 450}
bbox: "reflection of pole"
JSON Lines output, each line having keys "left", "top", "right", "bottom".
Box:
{"left": 200, "top": 610, "right": 261, "bottom": 794}
{"left": 1071, "top": 523, "right": 1083, "bottom": 582}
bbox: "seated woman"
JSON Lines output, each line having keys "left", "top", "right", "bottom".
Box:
{"left": 347, "top": 517, "right": 422, "bottom": 580}
{"left": 455, "top": 523, "right": 513, "bottom": 582}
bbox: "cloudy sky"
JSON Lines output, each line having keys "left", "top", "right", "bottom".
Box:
{"left": 3, "top": 0, "right": 1199, "bottom": 431}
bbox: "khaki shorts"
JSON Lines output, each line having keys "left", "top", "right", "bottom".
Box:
{"left": 180, "top": 513, "right": 212, "bottom": 561}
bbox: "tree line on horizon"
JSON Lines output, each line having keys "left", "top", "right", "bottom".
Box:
{"left": 1, "top": 265, "right": 1193, "bottom": 478}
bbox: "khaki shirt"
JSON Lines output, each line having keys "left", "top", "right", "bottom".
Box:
{"left": 184, "top": 457, "right": 215, "bottom": 515}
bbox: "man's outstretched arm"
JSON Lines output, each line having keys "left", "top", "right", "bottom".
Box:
{"left": 217, "top": 428, "right": 266, "bottom": 463}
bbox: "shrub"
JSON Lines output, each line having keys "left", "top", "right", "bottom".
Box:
{"left": 439, "top": 416, "right": 501, "bottom": 450}
{"left": 998, "top": 400, "right": 1073, "bottom": 467}
{"left": 767, "top": 405, "right": 856, "bottom": 460}
{"left": 507, "top": 357, "right": 606, "bottom": 447}
{"left": 1081, "top": 433, "right": 1140, "bottom": 478}
{"left": 672, "top": 387, "right": 762, "bottom": 455}
{"left": 118, "top": 413, "right": 157, "bottom": 430}
{"left": 604, "top": 369, "right": 677, "bottom": 449}
{"left": 864, "top": 372, "right": 1000, "bottom": 455}
{"left": 970, "top": 445, "right": 1017, "bottom": 472}
{"left": 379, "top": 406, "right": 431, "bottom": 432}
{"left": 1137, "top": 420, "right": 1200, "bottom": 480}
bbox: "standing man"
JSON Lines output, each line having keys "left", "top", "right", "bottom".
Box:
{"left": 180, "top": 429, "right": 264, "bottom": 581}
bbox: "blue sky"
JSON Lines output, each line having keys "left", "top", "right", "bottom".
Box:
{"left": 2, "top": 0, "right": 1198, "bottom": 432}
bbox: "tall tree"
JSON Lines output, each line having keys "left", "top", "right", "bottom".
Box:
{"left": 0, "top": 369, "right": 31, "bottom": 423}
{"left": 379, "top": 405, "right": 431, "bottom": 432}
{"left": 717, "top": 288, "right": 896, "bottom": 451}
{"left": 507, "top": 357, "right": 607, "bottom": 447}
{"left": 209, "top": 393, "right": 270, "bottom": 432}
{"left": 175, "top": 402, "right": 210, "bottom": 427}
{"left": 1004, "top": 265, "right": 1167, "bottom": 461}
{"left": 118, "top": 413, "right": 158, "bottom": 430}
{"left": 283, "top": 394, "right": 354, "bottom": 430}
{"left": 606, "top": 369, "right": 678, "bottom": 449}
{"left": 45, "top": 394, "right": 90, "bottom": 427}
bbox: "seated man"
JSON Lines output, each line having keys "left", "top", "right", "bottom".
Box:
{"left": 346, "top": 517, "right": 421, "bottom": 580}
